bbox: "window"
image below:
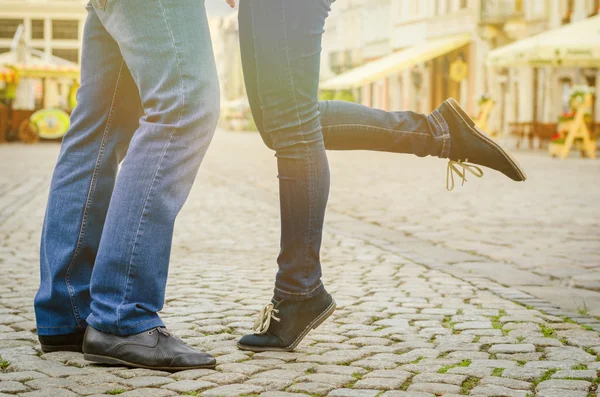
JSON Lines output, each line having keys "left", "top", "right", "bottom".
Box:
{"left": 31, "top": 19, "right": 44, "bottom": 40}
{"left": 460, "top": 0, "right": 468, "bottom": 9}
{"left": 0, "top": 19, "right": 23, "bottom": 39}
{"left": 0, "top": 48, "right": 10, "bottom": 54}
{"left": 52, "top": 48, "right": 79, "bottom": 64}
{"left": 52, "top": 20, "right": 78, "bottom": 40}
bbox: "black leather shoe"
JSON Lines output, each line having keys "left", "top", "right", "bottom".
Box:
{"left": 83, "top": 326, "right": 216, "bottom": 371}
{"left": 438, "top": 97, "right": 527, "bottom": 184}
{"left": 238, "top": 290, "right": 336, "bottom": 352}
{"left": 39, "top": 330, "right": 85, "bottom": 353}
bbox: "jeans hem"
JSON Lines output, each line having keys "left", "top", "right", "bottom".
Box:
{"left": 274, "top": 282, "right": 325, "bottom": 301}
{"left": 36, "top": 325, "right": 86, "bottom": 336}
{"left": 86, "top": 313, "right": 165, "bottom": 336}
{"left": 429, "top": 108, "right": 452, "bottom": 158}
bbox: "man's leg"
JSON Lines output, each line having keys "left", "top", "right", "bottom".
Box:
{"left": 85, "top": 0, "right": 219, "bottom": 336}
{"left": 35, "top": 2, "right": 142, "bottom": 350}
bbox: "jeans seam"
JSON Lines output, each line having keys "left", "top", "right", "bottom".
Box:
{"left": 431, "top": 109, "right": 451, "bottom": 157}
{"left": 64, "top": 59, "right": 126, "bottom": 329}
{"left": 275, "top": 281, "right": 323, "bottom": 296}
{"left": 322, "top": 124, "right": 431, "bottom": 137}
{"left": 117, "top": 0, "right": 185, "bottom": 330}
{"left": 278, "top": 2, "right": 316, "bottom": 284}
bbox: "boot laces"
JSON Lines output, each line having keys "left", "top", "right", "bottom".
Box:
{"left": 148, "top": 327, "right": 173, "bottom": 338}
{"left": 446, "top": 159, "right": 484, "bottom": 191}
{"left": 253, "top": 303, "right": 280, "bottom": 335}
{"left": 157, "top": 327, "right": 171, "bottom": 337}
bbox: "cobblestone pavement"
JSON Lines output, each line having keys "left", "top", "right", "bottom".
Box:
{"left": 0, "top": 131, "right": 599, "bottom": 397}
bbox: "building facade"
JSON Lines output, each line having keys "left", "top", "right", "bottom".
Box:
{"left": 321, "top": 0, "right": 600, "bottom": 137}
{"left": 0, "top": 0, "right": 86, "bottom": 64}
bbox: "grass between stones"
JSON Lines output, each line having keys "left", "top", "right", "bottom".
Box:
{"left": 540, "top": 324, "right": 556, "bottom": 338}
{"left": 413, "top": 356, "right": 426, "bottom": 364}
{"left": 581, "top": 325, "right": 595, "bottom": 332}
{"left": 438, "top": 359, "right": 471, "bottom": 374}
{"left": 460, "top": 377, "right": 479, "bottom": 394}
{"left": 0, "top": 355, "right": 9, "bottom": 370}
{"left": 399, "top": 375, "right": 412, "bottom": 391}
{"left": 572, "top": 363, "right": 588, "bottom": 370}
{"left": 305, "top": 367, "right": 317, "bottom": 374}
{"left": 531, "top": 369, "right": 558, "bottom": 387}
{"left": 106, "top": 390, "right": 126, "bottom": 396}
{"left": 588, "top": 377, "right": 599, "bottom": 397}
{"left": 583, "top": 347, "right": 600, "bottom": 361}
{"left": 490, "top": 314, "right": 508, "bottom": 335}
{"left": 491, "top": 368, "right": 504, "bottom": 376}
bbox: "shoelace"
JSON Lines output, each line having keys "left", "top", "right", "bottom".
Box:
{"left": 446, "top": 159, "right": 484, "bottom": 191}
{"left": 148, "top": 327, "right": 170, "bottom": 336}
{"left": 253, "top": 302, "right": 280, "bottom": 335}
{"left": 148, "top": 327, "right": 188, "bottom": 344}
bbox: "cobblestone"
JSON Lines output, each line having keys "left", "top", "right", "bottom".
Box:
{"left": 1, "top": 136, "right": 599, "bottom": 396}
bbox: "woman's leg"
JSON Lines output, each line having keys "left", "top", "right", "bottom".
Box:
{"left": 239, "top": 0, "right": 331, "bottom": 301}
{"left": 236, "top": 0, "right": 526, "bottom": 352}
{"left": 237, "top": 0, "right": 335, "bottom": 352}
{"left": 240, "top": 3, "right": 524, "bottom": 187}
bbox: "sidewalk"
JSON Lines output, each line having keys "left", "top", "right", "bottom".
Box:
{"left": 0, "top": 132, "right": 598, "bottom": 396}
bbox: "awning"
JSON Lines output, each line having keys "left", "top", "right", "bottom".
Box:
{"left": 488, "top": 15, "right": 600, "bottom": 67}
{"left": 321, "top": 33, "right": 471, "bottom": 91}
{"left": 7, "top": 63, "right": 79, "bottom": 79}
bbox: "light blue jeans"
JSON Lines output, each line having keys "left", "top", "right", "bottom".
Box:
{"left": 35, "top": 0, "right": 219, "bottom": 336}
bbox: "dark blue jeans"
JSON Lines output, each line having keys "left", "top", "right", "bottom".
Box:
{"left": 239, "top": 0, "right": 450, "bottom": 301}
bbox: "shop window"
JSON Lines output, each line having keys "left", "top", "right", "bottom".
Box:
{"left": 31, "top": 19, "right": 44, "bottom": 40}
{"left": 52, "top": 48, "right": 79, "bottom": 64}
{"left": 52, "top": 20, "right": 79, "bottom": 40}
{"left": 0, "top": 19, "right": 23, "bottom": 39}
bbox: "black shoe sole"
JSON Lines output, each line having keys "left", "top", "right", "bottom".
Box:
{"left": 41, "top": 344, "right": 83, "bottom": 353}
{"left": 83, "top": 353, "right": 217, "bottom": 371}
{"left": 237, "top": 299, "right": 337, "bottom": 353}
{"left": 446, "top": 97, "right": 527, "bottom": 182}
